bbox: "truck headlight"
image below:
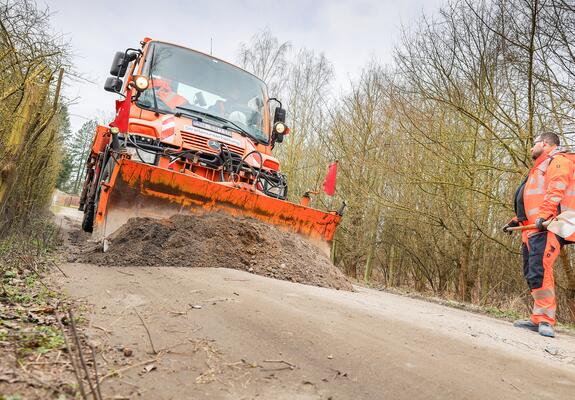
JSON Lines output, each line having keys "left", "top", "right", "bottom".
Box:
{"left": 133, "top": 75, "right": 150, "bottom": 91}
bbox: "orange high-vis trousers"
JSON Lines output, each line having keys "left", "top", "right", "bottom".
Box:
{"left": 521, "top": 231, "right": 563, "bottom": 326}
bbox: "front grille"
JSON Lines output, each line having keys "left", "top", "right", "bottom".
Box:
{"left": 180, "top": 131, "right": 244, "bottom": 156}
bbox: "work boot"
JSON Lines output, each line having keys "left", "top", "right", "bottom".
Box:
{"left": 513, "top": 319, "right": 539, "bottom": 332}
{"left": 538, "top": 322, "right": 555, "bottom": 338}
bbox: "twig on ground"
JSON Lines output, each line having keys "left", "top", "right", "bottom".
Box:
{"left": 502, "top": 378, "right": 521, "bottom": 392}
{"left": 92, "top": 325, "right": 112, "bottom": 335}
{"left": 26, "top": 361, "right": 71, "bottom": 366}
{"left": 50, "top": 260, "right": 68, "bottom": 278}
{"left": 114, "top": 269, "right": 134, "bottom": 276}
{"left": 134, "top": 307, "right": 157, "bottom": 355}
{"left": 69, "top": 309, "right": 100, "bottom": 400}
{"left": 200, "top": 297, "right": 234, "bottom": 303}
{"left": 100, "top": 351, "right": 110, "bottom": 365}
{"left": 91, "top": 345, "right": 104, "bottom": 400}
{"left": 157, "top": 336, "right": 203, "bottom": 353}
{"left": 99, "top": 357, "right": 159, "bottom": 383}
{"left": 262, "top": 359, "right": 296, "bottom": 369}
{"left": 19, "top": 256, "right": 51, "bottom": 291}
{"left": 55, "top": 310, "right": 88, "bottom": 400}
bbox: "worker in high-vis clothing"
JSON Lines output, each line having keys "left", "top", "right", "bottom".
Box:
{"left": 150, "top": 77, "right": 188, "bottom": 111}
{"left": 503, "top": 132, "right": 572, "bottom": 338}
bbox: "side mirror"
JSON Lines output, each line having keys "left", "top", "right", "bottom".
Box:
{"left": 104, "top": 77, "right": 123, "bottom": 93}
{"left": 110, "top": 51, "right": 138, "bottom": 77}
{"left": 110, "top": 51, "right": 127, "bottom": 77}
{"left": 273, "top": 107, "right": 286, "bottom": 123}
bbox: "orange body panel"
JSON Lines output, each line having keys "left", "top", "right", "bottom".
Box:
{"left": 91, "top": 125, "right": 111, "bottom": 155}
{"left": 93, "top": 159, "right": 340, "bottom": 244}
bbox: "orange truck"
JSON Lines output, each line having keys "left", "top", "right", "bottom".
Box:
{"left": 79, "top": 38, "right": 343, "bottom": 248}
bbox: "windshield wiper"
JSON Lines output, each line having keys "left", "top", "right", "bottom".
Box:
{"left": 175, "top": 106, "right": 264, "bottom": 144}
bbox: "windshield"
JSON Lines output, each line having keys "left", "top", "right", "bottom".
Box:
{"left": 137, "top": 42, "right": 269, "bottom": 143}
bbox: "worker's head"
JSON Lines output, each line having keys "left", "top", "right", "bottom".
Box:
{"left": 531, "top": 132, "right": 560, "bottom": 160}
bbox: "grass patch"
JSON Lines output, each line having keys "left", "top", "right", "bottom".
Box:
{"left": 15, "top": 325, "right": 65, "bottom": 356}
{"left": 483, "top": 306, "right": 524, "bottom": 321}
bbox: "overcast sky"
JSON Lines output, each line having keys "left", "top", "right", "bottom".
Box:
{"left": 43, "top": 0, "right": 445, "bottom": 133}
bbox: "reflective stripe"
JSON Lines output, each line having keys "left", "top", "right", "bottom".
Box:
{"left": 160, "top": 115, "right": 176, "bottom": 140}
{"left": 526, "top": 173, "right": 545, "bottom": 195}
{"left": 533, "top": 306, "right": 556, "bottom": 319}
{"left": 554, "top": 182, "right": 567, "bottom": 190}
{"left": 532, "top": 288, "right": 555, "bottom": 300}
{"left": 550, "top": 196, "right": 562, "bottom": 203}
{"left": 566, "top": 190, "right": 575, "bottom": 196}
{"left": 526, "top": 207, "right": 540, "bottom": 217}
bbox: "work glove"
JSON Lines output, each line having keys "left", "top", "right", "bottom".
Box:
{"left": 502, "top": 219, "right": 519, "bottom": 234}
{"left": 535, "top": 218, "right": 547, "bottom": 231}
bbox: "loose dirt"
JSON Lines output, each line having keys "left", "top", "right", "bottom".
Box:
{"left": 77, "top": 213, "right": 352, "bottom": 291}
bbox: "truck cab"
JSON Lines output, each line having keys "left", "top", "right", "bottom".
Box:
{"left": 103, "top": 38, "right": 289, "bottom": 198}
{"left": 79, "top": 38, "right": 340, "bottom": 245}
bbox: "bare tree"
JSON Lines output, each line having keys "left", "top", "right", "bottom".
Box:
{"left": 0, "top": 0, "right": 69, "bottom": 232}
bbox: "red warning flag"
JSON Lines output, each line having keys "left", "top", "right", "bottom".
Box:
{"left": 110, "top": 91, "right": 132, "bottom": 133}
{"left": 322, "top": 161, "right": 338, "bottom": 196}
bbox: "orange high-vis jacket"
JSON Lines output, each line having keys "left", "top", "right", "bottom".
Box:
{"left": 152, "top": 78, "right": 188, "bottom": 110}
{"left": 517, "top": 146, "right": 575, "bottom": 241}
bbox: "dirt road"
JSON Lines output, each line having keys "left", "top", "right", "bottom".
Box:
{"left": 52, "top": 208, "right": 575, "bottom": 399}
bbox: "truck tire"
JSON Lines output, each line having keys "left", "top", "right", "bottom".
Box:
{"left": 83, "top": 157, "right": 116, "bottom": 233}
{"left": 81, "top": 150, "right": 114, "bottom": 233}
{"left": 81, "top": 201, "right": 95, "bottom": 233}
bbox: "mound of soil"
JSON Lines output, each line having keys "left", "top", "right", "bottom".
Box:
{"left": 79, "top": 213, "right": 353, "bottom": 291}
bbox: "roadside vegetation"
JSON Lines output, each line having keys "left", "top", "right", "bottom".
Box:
{"left": 237, "top": 0, "right": 575, "bottom": 324}
{"left": 0, "top": 1, "right": 93, "bottom": 398}
{"left": 0, "top": 0, "right": 69, "bottom": 234}
{"left": 0, "top": 221, "right": 77, "bottom": 398}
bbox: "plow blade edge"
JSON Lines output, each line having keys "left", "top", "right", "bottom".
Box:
{"left": 93, "top": 159, "right": 341, "bottom": 245}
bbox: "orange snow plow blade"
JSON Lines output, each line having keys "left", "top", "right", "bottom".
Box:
{"left": 93, "top": 159, "right": 341, "bottom": 245}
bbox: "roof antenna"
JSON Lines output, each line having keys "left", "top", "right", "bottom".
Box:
{"left": 210, "top": 38, "right": 213, "bottom": 55}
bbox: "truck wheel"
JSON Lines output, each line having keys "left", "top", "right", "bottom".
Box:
{"left": 81, "top": 154, "right": 115, "bottom": 233}
{"left": 81, "top": 201, "right": 95, "bottom": 232}
{"left": 86, "top": 157, "right": 116, "bottom": 233}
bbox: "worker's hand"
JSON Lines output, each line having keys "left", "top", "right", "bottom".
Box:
{"left": 535, "top": 218, "right": 547, "bottom": 231}
{"left": 502, "top": 219, "right": 519, "bottom": 234}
